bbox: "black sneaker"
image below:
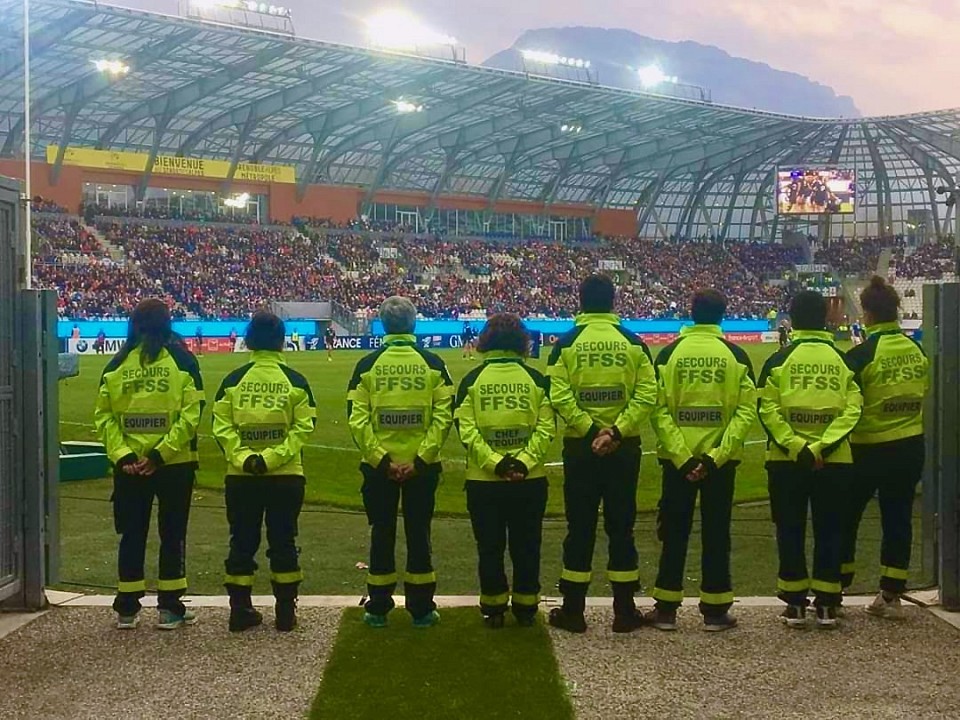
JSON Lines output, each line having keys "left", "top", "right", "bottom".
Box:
{"left": 548, "top": 607, "right": 587, "bottom": 634}
{"left": 229, "top": 608, "right": 263, "bottom": 633}
{"left": 779, "top": 605, "right": 807, "bottom": 629}
{"left": 276, "top": 600, "right": 298, "bottom": 632}
{"left": 612, "top": 609, "right": 646, "bottom": 634}
{"left": 643, "top": 608, "right": 678, "bottom": 631}
{"left": 816, "top": 605, "right": 838, "bottom": 629}
{"left": 703, "top": 613, "right": 738, "bottom": 632}
{"left": 484, "top": 614, "right": 505, "bottom": 629}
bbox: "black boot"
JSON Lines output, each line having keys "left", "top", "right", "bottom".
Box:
{"left": 276, "top": 599, "right": 298, "bottom": 632}
{"left": 227, "top": 585, "right": 263, "bottom": 633}
{"left": 612, "top": 584, "right": 643, "bottom": 633}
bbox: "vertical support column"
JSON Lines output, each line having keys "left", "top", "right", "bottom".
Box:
{"left": 20, "top": 291, "right": 44, "bottom": 608}
{"left": 938, "top": 283, "right": 960, "bottom": 609}
{"left": 922, "top": 283, "right": 940, "bottom": 586}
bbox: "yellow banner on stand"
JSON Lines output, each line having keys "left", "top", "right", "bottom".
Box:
{"left": 46, "top": 145, "right": 296, "bottom": 184}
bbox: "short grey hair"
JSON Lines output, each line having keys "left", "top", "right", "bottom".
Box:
{"left": 379, "top": 296, "right": 417, "bottom": 335}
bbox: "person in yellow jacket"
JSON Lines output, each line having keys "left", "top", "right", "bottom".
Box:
{"left": 759, "top": 290, "right": 862, "bottom": 629}
{"left": 454, "top": 314, "right": 555, "bottom": 628}
{"left": 546, "top": 274, "right": 657, "bottom": 634}
{"left": 212, "top": 311, "right": 317, "bottom": 633}
{"left": 842, "top": 277, "right": 930, "bottom": 619}
{"left": 347, "top": 297, "right": 454, "bottom": 628}
{"left": 647, "top": 289, "right": 757, "bottom": 632}
{"left": 93, "top": 299, "right": 204, "bottom": 630}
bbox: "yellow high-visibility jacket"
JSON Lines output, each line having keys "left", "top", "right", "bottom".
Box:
{"left": 94, "top": 343, "right": 204, "bottom": 467}
{"left": 454, "top": 351, "right": 556, "bottom": 481}
{"left": 758, "top": 330, "right": 862, "bottom": 464}
{"left": 346, "top": 334, "right": 455, "bottom": 468}
{"left": 546, "top": 313, "right": 657, "bottom": 441}
{"left": 652, "top": 324, "right": 757, "bottom": 470}
{"left": 846, "top": 321, "right": 929, "bottom": 445}
{"left": 212, "top": 350, "right": 317, "bottom": 477}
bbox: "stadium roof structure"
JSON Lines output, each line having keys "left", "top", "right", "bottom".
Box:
{"left": 1, "top": 0, "right": 959, "bottom": 238}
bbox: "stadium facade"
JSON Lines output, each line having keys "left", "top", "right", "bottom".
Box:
{"left": 0, "top": 0, "right": 958, "bottom": 240}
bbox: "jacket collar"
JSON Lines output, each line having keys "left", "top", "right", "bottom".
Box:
{"left": 384, "top": 333, "right": 417, "bottom": 346}
{"left": 791, "top": 329, "right": 835, "bottom": 345}
{"left": 680, "top": 324, "right": 723, "bottom": 338}
{"left": 251, "top": 350, "right": 285, "bottom": 364}
{"left": 575, "top": 312, "right": 620, "bottom": 326}
{"left": 866, "top": 321, "right": 902, "bottom": 336}
{"left": 482, "top": 350, "right": 525, "bottom": 364}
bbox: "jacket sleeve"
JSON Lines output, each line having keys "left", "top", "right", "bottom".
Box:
{"left": 211, "top": 385, "right": 254, "bottom": 469}
{"left": 347, "top": 372, "right": 389, "bottom": 467}
{"left": 809, "top": 371, "right": 863, "bottom": 461}
{"left": 454, "top": 383, "right": 504, "bottom": 473}
{"left": 515, "top": 388, "right": 557, "bottom": 472}
{"left": 261, "top": 386, "right": 318, "bottom": 472}
{"left": 153, "top": 364, "right": 204, "bottom": 465}
{"left": 94, "top": 374, "right": 134, "bottom": 464}
{"left": 417, "top": 365, "right": 455, "bottom": 464}
{"left": 546, "top": 350, "right": 595, "bottom": 436}
{"left": 614, "top": 345, "right": 658, "bottom": 437}
{"left": 707, "top": 362, "right": 758, "bottom": 468}
{"left": 650, "top": 363, "right": 692, "bottom": 469}
{"left": 758, "top": 366, "right": 808, "bottom": 461}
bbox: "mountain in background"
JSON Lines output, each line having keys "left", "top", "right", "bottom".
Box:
{"left": 483, "top": 27, "right": 861, "bottom": 118}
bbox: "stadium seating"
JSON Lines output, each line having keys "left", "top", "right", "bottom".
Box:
{"left": 42, "top": 215, "right": 950, "bottom": 322}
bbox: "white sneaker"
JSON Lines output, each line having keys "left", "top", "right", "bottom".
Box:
{"left": 116, "top": 614, "right": 139, "bottom": 630}
{"left": 865, "top": 592, "right": 905, "bottom": 620}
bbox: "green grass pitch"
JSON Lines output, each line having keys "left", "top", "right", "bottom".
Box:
{"left": 56, "top": 342, "right": 921, "bottom": 598}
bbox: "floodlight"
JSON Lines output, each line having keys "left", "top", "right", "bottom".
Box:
{"left": 93, "top": 59, "right": 130, "bottom": 75}
{"left": 365, "top": 9, "right": 457, "bottom": 50}
{"left": 637, "top": 64, "right": 677, "bottom": 88}
{"left": 520, "top": 49, "right": 591, "bottom": 69}
{"left": 393, "top": 99, "right": 424, "bottom": 114}
{"left": 224, "top": 192, "right": 251, "bottom": 208}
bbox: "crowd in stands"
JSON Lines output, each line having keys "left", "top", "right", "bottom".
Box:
{"left": 891, "top": 240, "right": 956, "bottom": 280}
{"left": 30, "top": 202, "right": 957, "bottom": 321}
{"left": 33, "top": 219, "right": 798, "bottom": 320}
{"left": 33, "top": 219, "right": 105, "bottom": 263}
{"left": 813, "top": 237, "right": 894, "bottom": 275}
{"left": 31, "top": 197, "right": 69, "bottom": 214}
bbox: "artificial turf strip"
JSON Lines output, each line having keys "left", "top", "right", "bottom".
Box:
{"left": 309, "top": 608, "right": 575, "bottom": 720}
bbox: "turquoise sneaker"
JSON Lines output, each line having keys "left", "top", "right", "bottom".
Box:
{"left": 158, "top": 608, "right": 198, "bottom": 630}
{"left": 363, "top": 612, "right": 387, "bottom": 628}
{"left": 116, "top": 614, "right": 139, "bottom": 630}
{"left": 412, "top": 610, "right": 440, "bottom": 629}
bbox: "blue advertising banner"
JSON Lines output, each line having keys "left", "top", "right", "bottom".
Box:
{"left": 305, "top": 332, "right": 543, "bottom": 356}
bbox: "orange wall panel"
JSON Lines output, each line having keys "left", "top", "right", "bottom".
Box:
{"left": 594, "top": 209, "right": 637, "bottom": 237}
{"left": 0, "top": 159, "right": 636, "bottom": 236}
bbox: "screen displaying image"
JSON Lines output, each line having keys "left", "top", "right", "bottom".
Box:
{"left": 777, "top": 168, "right": 856, "bottom": 215}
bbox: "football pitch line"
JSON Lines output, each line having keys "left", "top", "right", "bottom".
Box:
{"left": 60, "top": 420, "right": 767, "bottom": 466}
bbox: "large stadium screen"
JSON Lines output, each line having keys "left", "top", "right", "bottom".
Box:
{"left": 777, "top": 168, "right": 856, "bottom": 215}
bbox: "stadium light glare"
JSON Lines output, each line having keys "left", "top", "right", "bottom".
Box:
{"left": 393, "top": 98, "right": 424, "bottom": 114}
{"left": 93, "top": 59, "right": 130, "bottom": 76}
{"left": 223, "top": 192, "right": 251, "bottom": 208}
{"left": 365, "top": 9, "right": 457, "bottom": 50}
{"left": 520, "top": 49, "right": 590, "bottom": 69}
{"left": 561, "top": 123, "right": 583, "bottom": 134}
{"left": 637, "top": 64, "right": 677, "bottom": 88}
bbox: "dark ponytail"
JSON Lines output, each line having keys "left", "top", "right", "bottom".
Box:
{"left": 860, "top": 276, "right": 900, "bottom": 324}
{"left": 115, "top": 299, "right": 181, "bottom": 366}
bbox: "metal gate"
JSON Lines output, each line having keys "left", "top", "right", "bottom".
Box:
{"left": 0, "top": 178, "right": 22, "bottom": 603}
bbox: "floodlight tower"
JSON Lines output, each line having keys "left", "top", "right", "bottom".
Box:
{"left": 635, "top": 63, "right": 711, "bottom": 103}
{"left": 365, "top": 9, "right": 465, "bottom": 63}
{"left": 519, "top": 49, "right": 597, "bottom": 84}
{"left": 180, "top": 0, "right": 296, "bottom": 36}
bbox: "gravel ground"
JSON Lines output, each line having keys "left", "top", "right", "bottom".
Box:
{"left": 0, "top": 606, "right": 340, "bottom": 720}
{"left": 550, "top": 606, "right": 960, "bottom": 720}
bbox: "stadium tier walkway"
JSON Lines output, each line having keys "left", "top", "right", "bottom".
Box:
{"left": 1, "top": 593, "right": 957, "bottom": 719}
